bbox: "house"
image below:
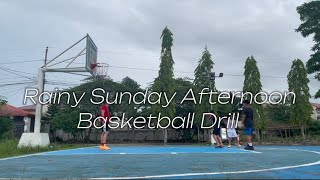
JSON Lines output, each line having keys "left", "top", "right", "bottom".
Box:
{"left": 0, "top": 104, "right": 34, "bottom": 138}
{"left": 311, "top": 103, "right": 320, "bottom": 121}
{"left": 18, "top": 104, "right": 48, "bottom": 115}
{"left": 18, "top": 104, "right": 49, "bottom": 133}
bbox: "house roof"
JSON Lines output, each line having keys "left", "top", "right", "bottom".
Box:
{"left": 0, "top": 104, "right": 33, "bottom": 117}
{"left": 311, "top": 103, "right": 320, "bottom": 109}
{"left": 18, "top": 104, "right": 36, "bottom": 110}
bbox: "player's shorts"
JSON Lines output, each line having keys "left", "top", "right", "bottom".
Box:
{"left": 213, "top": 128, "right": 221, "bottom": 136}
{"left": 227, "top": 128, "right": 237, "bottom": 138}
{"left": 101, "top": 121, "right": 109, "bottom": 133}
{"left": 244, "top": 128, "right": 254, "bottom": 136}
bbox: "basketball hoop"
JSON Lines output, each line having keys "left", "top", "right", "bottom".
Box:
{"left": 90, "top": 63, "right": 97, "bottom": 70}
{"left": 90, "top": 62, "right": 109, "bottom": 79}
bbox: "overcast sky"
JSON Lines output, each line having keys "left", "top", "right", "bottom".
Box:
{"left": 0, "top": 0, "right": 318, "bottom": 107}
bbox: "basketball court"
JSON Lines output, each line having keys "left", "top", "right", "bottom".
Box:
{"left": 0, "top": 145, "right": 319, "bottom": 179}
{"left": 10, "top": 35, "right": 320, "bottom": 179}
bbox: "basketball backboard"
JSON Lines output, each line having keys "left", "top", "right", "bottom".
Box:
{"left": 43, "top": 34, "right": 98, "bottom": 77}
{"left": 85, "top": 34, "right": 98, "bottom": 77}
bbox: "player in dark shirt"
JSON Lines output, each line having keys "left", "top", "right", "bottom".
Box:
{"left": 210, "top": 111, "right": 224, "bottom": 148}
{"left": 241, "top": 100, "right": 255, "bottom": 150}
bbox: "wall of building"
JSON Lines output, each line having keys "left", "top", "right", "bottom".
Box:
{"left": 312, "top": 106, "right": 317, "bottom": 120}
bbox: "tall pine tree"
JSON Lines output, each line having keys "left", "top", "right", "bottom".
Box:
{"left": 243, "top": 56, "right": 266, "bottom": 142}
{"left": 296, "top": 1, "right": 320, "bottom": 98}
{"left": 287, "top": 59, "right": 313, "bottom": 141}
{"left": 152, "top": 27, "right": 176, "bottom": 144}
{"left": 193, "top": 46, "right": 216, "bottom": 141}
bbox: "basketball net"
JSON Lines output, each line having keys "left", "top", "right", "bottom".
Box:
{"left": 90, "top": 63, "right": 109, "bottom": 80}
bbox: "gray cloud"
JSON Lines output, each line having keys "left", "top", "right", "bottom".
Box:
{"left": 0, "top": 0, "right": 319, "bottom": 106}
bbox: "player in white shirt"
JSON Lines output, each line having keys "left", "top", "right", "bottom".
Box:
{"left": 226, "top": 118, "right": 241, "bottom": 148}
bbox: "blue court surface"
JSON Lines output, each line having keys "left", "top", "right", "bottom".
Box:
{"left": 0, "top": 145, "right": 320, "bottom": 179}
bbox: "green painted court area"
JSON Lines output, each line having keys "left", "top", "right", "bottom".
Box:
{"left": 0, "top": 145, "right": 320, "bottom": 179}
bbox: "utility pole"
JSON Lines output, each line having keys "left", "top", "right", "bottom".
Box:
{"left": 209, "top": 72, "right": 223, "bottom": 145}
{"left": 43, "top": 47, "right": 48, "bottom": 86}
{"left": 210, "top": 72, "right": 223, "bottom": 111}
{"left": 18, "top": 47, "right": 50, "bottom": 147}
{"left": 34, "top": 47, "right": 48, "bottom": 133}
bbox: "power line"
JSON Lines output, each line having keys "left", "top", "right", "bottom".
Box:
{"left": 3, "top": 83, "right": 35, "bottom": 97}
{"left": 1, "top": 46, "right": 307, "bottom": 65}
{"left": 0, "top": 67, "right": 35, "bottom": 80}
{"left": 0, "top": 76, "right": 32, "bottom": 80}
{"left": 108, "top": 65, "right": 317, "bottom": 79}
{"left": 0, "top": 81, "right": 35, "bottom": 87}
{"left": 0, "top": 59, "right": 44, "bottom": 65}
{"left": 5, "top": 88, "right": 26, "bottom": 97}
{"left": 47, "top": 47, "right": 303, "bottom": 62}
{"left": 0, "top": 66, "right": 36, "bottom": 76}
{"left": 0, "top": 59, "right": 317, "bottom": 90}
{"left": 0, "top": 83, "right": 34, "bottom": 91}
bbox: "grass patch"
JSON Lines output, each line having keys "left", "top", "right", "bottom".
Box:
{"left": 0, "top": 139, "right": 94, "bottom": 158}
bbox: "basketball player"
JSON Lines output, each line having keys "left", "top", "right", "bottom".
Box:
{"left": 100, "top": 102, "right": 111, "bottom": 150}
{"left": 210, "top": 111, "right": 223, "bottom": 148}
{"left": 226, "top": 118, "right": 240, "bottom": 148}
{"left": 242, "top": 100, "right": 254, "bottom": 150}
{"left": 235, "top": 128, "right": 241, "bottom": 147}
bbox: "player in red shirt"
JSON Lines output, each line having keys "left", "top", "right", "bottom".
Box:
{"left": 100, "top": 102, "right": 111, "bottom": 150}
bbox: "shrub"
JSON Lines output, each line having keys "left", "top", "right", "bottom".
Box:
{"left": 308, "top": 120, "right": 320, "bottom": 135}
{"left": 0, "top": 116, "right": 13, "bottom": 140}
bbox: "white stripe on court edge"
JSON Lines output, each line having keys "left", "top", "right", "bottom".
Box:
{"left": 0, "top": 146, "right": 97, "bottom": 161}
{"left": 36, "top": 151, "right": 257, "bottom": 155}
{"left": 91, "top": 148, "right": 320, "bottom": 179}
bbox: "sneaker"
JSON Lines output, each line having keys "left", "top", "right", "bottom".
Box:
{"left": 104, "top": 145, "right": 111, "bottom": 150}
{"left": 228, "top": 145, "right": 231, "bottom": 148}
{"left": 238, "top": 144, "right": 241, "bottom": 147}
{"left": 100, "top": 144, "right": 111, "bottom": 150}
{"left": 244, "top": 145, "right": 254, "bottom": 150}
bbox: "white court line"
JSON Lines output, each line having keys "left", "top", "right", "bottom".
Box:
{"left": 0, "top": 146, "right": 258, "bottom": 159}
{"left": 36, "top": 151, "right": 257, "bottom": 155}
{"left": 0, "top": 152, "right": 47, "bottom": 161}
{"left": 0, "top": 146, "right": 97, "bottom": 161}
{"left": 91, "top": 148, "right": 320, "bottom": 179}
{"left": 0, "top": 146, "right": 257, "bottom": 159}
{"left": 235, "top": 148, "right": 262, "bottom": 153}
{"left": 38, "top": 146, "right": 260, "bottom": 155}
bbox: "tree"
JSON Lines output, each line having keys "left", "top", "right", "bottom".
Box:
{"left": 52, "top": 108, "right": 85, "bottom": 141}
{"left": 175, "top": 77, "right": 196, "bottom": 142}
{"left": 121, "top": 76, "right": 141, "bottom": 90}
{"left": 193, "top": 46, "right": 216, "bottom": 142}
{"left": 152, "top": 27, "right": 176, "bottom": 144}
{"left": 43, "top": 103, "right": 60, "bottom": 141}
{"left": 121, "top": 76, "right": 143, "bottom": 141}
{"left": 49, "top": 78, "right": 128, "bottom": 142}
{"left": 0, "top": 96, "right": 7, "bottom": 106}
{"left": 121, "top": 76, "right": 142, "bottom": 117}
{"left": 217, "top": 95, "right": 233, "bottom": 117}
{"left": 0, "top": 96, "right": 13, "bottom": 140}
{"left": 266, "top": 99, "right": 290, "bottom": 123}
{"left": 287, "top": 59, "right": 313, "bottom": 141}
{"left": 296, "top": 1, "right": 320, "bottom": 98}
{"left": 242, "top": 56, "right": 266, "bottom": 142}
